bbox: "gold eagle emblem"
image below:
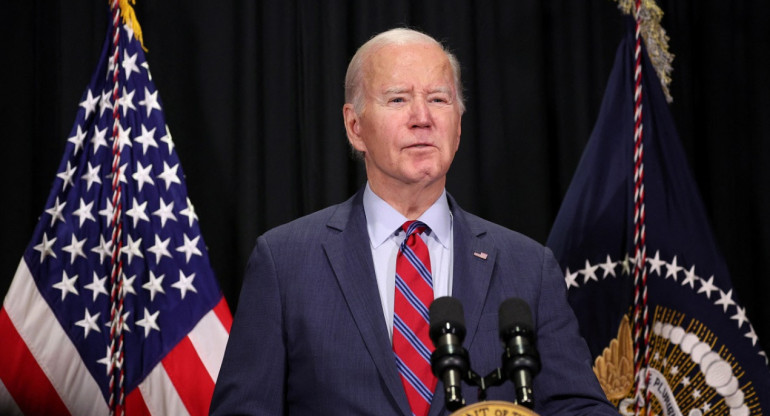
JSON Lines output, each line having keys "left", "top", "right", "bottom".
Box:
{"left": 592, "top": 314, "right": 634, "bottom": 400}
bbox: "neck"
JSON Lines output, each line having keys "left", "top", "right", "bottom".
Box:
{"left": 367, "top": 179, "right": 445, "bottom": 220}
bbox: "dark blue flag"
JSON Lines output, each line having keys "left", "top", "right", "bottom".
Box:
{"left": 547, "top": 19, "right": 770, "bottom": 416}
{"left": 0, "top": 5, "right": 231, "bottom": 415}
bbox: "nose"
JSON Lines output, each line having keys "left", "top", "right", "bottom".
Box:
{"left": 410, "top": 97, "right": 432, "bottom": 128}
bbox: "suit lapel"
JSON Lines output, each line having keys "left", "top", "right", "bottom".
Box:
{"left": 448, "top": 201, "right": 496, "bottom": 354}
{"left": 322, "top": 191, "right": 412, "bottom": 416}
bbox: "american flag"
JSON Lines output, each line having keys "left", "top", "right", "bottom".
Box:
{"left": 0, "top": 5, "right": 231, "bottom": 415}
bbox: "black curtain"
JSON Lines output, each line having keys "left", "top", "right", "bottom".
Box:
{"left": 2, "top": 1, "right": 769, "bottom": 353}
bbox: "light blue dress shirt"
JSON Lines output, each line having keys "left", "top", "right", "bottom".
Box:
{"left": 362, "top": 183, "right": 454, "bottom": 341}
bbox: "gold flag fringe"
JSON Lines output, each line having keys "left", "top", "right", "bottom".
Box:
{"left": 616, "top": 0, "right": 674, "bottom": 103}
{"left": 111, "top": 0, "right": 148, "bottom": 52}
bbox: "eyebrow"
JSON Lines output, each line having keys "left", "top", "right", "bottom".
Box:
{"left": 382, "top": 86, "right": 452, "bottom": 95}
{"left": 383, "top": 87, "right": 412, "bottom": 95}
{"left": 428, "top": 87, "right": 452, "bottom": 95}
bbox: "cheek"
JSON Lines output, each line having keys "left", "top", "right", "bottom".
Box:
{"left": 371, "top": 124, "right": 400, "bottom": 151}
{"left": 375, "top": 116, "right": 401, "bottom": 134}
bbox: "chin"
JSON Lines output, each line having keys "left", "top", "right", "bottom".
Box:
{"left": 408, "top": 167, "right": 445, "bottom": 184}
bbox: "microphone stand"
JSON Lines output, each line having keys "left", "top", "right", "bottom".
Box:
{"left": 463, "top": 368, "right": 507, "bottom": 403}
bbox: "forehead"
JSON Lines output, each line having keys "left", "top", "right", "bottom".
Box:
{"left": 364, "top": 43, "right": 454, "bottom": 91}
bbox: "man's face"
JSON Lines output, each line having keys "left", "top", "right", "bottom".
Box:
{"left": 344, "top": 42, "right": 462, "bottom": 192}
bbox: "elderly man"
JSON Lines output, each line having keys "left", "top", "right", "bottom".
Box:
{"left": 210, "top": 28, "right": 618, "bottom": 415}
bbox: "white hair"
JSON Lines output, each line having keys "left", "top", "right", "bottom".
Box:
{"left": 344, "top": 28, "right": 466, "bottom": 115}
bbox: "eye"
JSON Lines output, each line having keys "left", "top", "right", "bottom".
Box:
{"left": 389, "top": 97, "right": 405, "bottom": 103}
{"left": 430, "top": 95, "right": 451, "bottom": 104}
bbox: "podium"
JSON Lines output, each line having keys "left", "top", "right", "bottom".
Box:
{"left": 450, "top": 401, "right": 538, "bottom": 416}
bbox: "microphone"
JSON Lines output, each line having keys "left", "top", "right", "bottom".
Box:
{"left": 498, "top": 298, "right": 541, "bottom": 409}
{"left": 429, "top": 296, "right": 470, "bottom": 411}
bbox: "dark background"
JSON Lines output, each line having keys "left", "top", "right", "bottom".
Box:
{"left": 2, "top": 1, "right": 768, "bottom": 354}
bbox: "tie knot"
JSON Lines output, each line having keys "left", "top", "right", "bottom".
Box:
{"left": 402, "top": 220, "right": 429, "bottom": 236}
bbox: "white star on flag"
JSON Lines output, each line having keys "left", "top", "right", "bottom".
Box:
{"left": 57, "top": 161, "right": 77, "bottom": 190}
{"left": 33, "top": 232, "right": 57, "bottom": 262}
{"left": 79, "top": 89, "right": 100, "bottom": 119}
{"left": 68, "top": 125, "right": 87, "bottom": 154}
{"left": 179, "top": 197, "right": 198, "bottom": 227}
{"left": 99, "top": 89, "right": 113, "bottom": 117}
{"left": 117, "top": 124, "right": 133, "bottom": 151}
{"left": 72, "top": 198, "right": 96, "bottom": 227}
{"left": 91, "top": 125, "right": 109, "bottom": 154}
{"left": 665, "top": 255, "right": 683, "bottom": 281}
{"left": 681, "top": 265, "right": 697, "bottom": 288}
{"left": 160, "top": 125, "right": 174, "bottom": 153}
{"left": 52, "top": 271, "right": 79, "bottom": 300}
{"left": 714, "top": 289, "right": 735, "bottom": 313}
{"left": 61, "top": 234, "right": 88, "bottom": 264}
{"left": 84, "top": 272, "right": 109, "bottom": 301}
{"left": 122, "top": 50, "right": 141, "bottom": 80}
{"left": 132, "top": 161, "right": 155, "bottom": 191}
{"left": 75, "top": 309, "right": 102, "bottom": 339}
{"left": 135, "top": 308, "right": 161, "bottom": 337}
{"left": 134, "top": 124, "right": 159, "bottom": 155}
{"left": 45, "top": 197, "right": 67, "bottom": 227}
{"left": 176, "top": 233, "right": 202, "bottom": 263}
{"left": 142, "top": 271, "right": 166, "bottom": 301}
{"left": 122, "top": 274, "right": 138, "bottom": 296}
{"left": 125, "top": 197, "right": 150, "bottom": 227}
{"left": 91, "top": 234, "right": 113, "bottom": 264}
{"left": 579, "top": 259, "right": 599, "bottom": 284}
{"left": 138, "top": 87, "right": 162, "bottom": 117}
{"left": 172, "top": 270, "right": 197, "bottom": 299}
{"left": 698, "top": 275, "right": 718, "bottom": 299}
{"left": 564, "top": 268, "right": 579, "bottom": 289}
{"left": 81, "top": 162, "right": 103, "bottom": 191}
{"left": 153, "top": 198, "right": 177, "bottom": 227}
{"left": 157, "top": 161, "right": 181, "bottom": 189}
{"left": 121, "top": 234, "right": 144, "bottom": 265}
{"left": 147, "top": 235, "right": 172, "bottom": 264}
{"left": 119, "top": 86, "right": 136, "bottom": 116}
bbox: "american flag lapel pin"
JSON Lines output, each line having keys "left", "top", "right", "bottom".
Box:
{"left": 473, "top": 251, "right": 488, "bottom": 260}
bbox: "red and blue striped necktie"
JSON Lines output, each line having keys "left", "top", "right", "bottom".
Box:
{"left": 393, "top": 220, "right": 436, "bottom": 416}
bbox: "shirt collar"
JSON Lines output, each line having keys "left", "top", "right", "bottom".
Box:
{"left": 363, "top": 182, "right": 452, "bottom": 249}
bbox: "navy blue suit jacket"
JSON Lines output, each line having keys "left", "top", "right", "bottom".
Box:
{"left": 210, "top": 190, "right": 618, "bottom": 415}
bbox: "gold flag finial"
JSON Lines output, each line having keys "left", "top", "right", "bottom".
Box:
{"left": 616, "top": 0, "right": 674, "bottom": 102}
{"left": 112, "top": 0, "right": 148, "bottom": 51}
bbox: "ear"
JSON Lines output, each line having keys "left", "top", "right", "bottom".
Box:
{"left": 343, "top": 103, "right": 366, "bottom": 153}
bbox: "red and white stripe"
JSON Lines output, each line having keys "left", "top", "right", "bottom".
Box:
{"left": 630, "top": 0, "right": 651, "bottom": 414}
{"left": 0, "top": 259, "right": 231, "bottom": 416}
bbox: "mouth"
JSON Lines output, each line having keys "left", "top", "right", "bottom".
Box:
{"left": 405, "top": 143, "right": 433, "bottom": 149}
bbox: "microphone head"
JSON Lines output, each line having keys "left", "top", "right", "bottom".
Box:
{"left": 429, "top": 297, "right": 466, "bottom": 343}
{"left": 498, "top": 298, "right": 533, "bottom": 336}
{"left": 498, "top": 297, "right": 541, "bottom": 403}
